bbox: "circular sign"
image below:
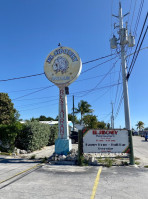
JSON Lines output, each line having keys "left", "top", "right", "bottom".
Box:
{"left": 44, "top": 47, "right": 82, "bottom": 87}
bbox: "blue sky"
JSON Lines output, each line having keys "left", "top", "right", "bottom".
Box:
{"left": 0, "top": 0, "right": 147, "bottom": 129}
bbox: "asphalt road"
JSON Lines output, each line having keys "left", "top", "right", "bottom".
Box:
{"left": 0, "top": 136, "right": 148, "bottom": 199}
{"left": 132, "top": 135, "right": 148, "bottom": 166}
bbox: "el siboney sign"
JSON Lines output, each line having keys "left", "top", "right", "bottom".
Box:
{"left": 83, "top": 129, "right": 129, "bottom": 153}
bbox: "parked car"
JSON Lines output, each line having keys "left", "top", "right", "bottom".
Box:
{"left": 141, "top": 131, "right": 148, "bottom": 137}
{"left": 132, "top": 131, "right": 138, "bottom": 136}
{"left": 145, "top": 133, "right": 148, "bottom": 141}
{"left": 69, "top": 131, "right": 78, "bottom": 144}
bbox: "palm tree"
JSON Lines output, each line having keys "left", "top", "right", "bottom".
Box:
{"left": 136, "top": 121, "right": 144, "bottom": 134}
{"left": 75, "top": 100, "right": 93, "bottom": 124}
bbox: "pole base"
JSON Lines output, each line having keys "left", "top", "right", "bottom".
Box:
{"left": 55, "top": 138, "right": 72, "bottom": 155}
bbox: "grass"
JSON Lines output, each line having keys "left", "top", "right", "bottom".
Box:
{"left": 30, "top": 155, "right": 36, "bottom": 159}
{"left": 0, "top": 152, "right": 12, "bottom": 156}
{"left": 104, "top": 158, "right": 115, "bottom": 167}
{"left": 144, "top": 165, "right": 148, "bottom": 168}
{"left": 78, "top": 155, "right": 89, "bottom": 166}
{"left": 135, "top": 161, "right": 140, "bottom": 165}
{"left": 134, "top": 157, "right": 140, "bottom": 160}
{"left": 97, "top": 157, "right": 115, "bottom": 167}
{"left": 41, "top": 157, "right": 48, "bottom": 163}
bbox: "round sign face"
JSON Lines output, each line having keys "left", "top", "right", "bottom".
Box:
{"left": 44, "top": 47, "right": 82, "bottom": 87}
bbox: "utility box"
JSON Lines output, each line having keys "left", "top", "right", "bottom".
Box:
{"left": 120, "top": 28, "right": 128, "bottom": 45}
{"left": 110, "top": 35, "right": 117, "bottom": 49}
{"left": 128, "top": 33, "right": 135, "bottom": 47}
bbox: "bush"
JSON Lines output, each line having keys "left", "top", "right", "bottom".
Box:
{"left": 16, "top": 121, "right": 58, "bottom": 152}
{"left": 0, "top": 122, "right": 23, "bottom": 152}
{"left": 48, "top": 125, "right": 58, "bottom": 145}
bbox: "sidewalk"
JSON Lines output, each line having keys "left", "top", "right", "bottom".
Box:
{"left": 18, "top": 144, "right": 78, "bottom": 159}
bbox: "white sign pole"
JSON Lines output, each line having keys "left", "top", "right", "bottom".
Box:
{"left": 58, "top": 87, "right": 69, "bottom": 139}
{"left": 44, "top": 46, "right": 82, "bottom": 155}
{"left": 54, "top": 87, "right": 72, "bottom": 154}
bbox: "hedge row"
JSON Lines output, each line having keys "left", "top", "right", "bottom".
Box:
{"left": 0, "top": 121, "right": 58, "bottom": 152}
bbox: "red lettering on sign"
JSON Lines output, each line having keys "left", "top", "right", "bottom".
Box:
{"left": 59, "top": 88, "right": 65, "bottom": 138}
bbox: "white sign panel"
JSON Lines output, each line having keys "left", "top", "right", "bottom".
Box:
{"left": 83, "top": 129, "right": 129, "bottom": 153}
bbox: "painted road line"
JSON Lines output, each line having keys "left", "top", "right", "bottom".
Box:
{"left": 90, "top": 166, "right": 102, "bottom": 199}
{"left": 0, "top": 163, "right": 43, "bottom": 184}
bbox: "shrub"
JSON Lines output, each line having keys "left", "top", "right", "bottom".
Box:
{"left": 0, "top": 122, "right": 23, "bottom": 152}
{"left": 16, "top": 121, "right": 58, "bottom": 152}
{"left": 48, "top": 125, "right": 58, "bottom": 145}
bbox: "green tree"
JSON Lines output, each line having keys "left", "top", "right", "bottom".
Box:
{"left": 75, "top": 100, "right": 93, "bottom": 124}
{"left": 136, "top": 121, "right": 144, "bottom": 131}
{"left": 106, "top": 123, "right": 110, "bottom": 129}
{"left": 0, "top": 93, "right": 17, "bottom": 125}
{"left": 39, "top": 115, "right": 54, "bottom": 121}
{"left": 97, "top": 121, "right": 106, "bottom": 129}
{"left": 83, "top": 115, "right": 98, "bottom": 129}
{"left": 68, "top": 114, "right": 78, "bottom": 123}
{"left": 33, "top": 115, "right": 55, "bottom": 121}
{"left": 55, "top": 115, "right": 59, "bottom": 121}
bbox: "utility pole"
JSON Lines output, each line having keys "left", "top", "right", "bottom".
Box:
{"left": 110, "top": 1, "right": 135, "bottom": 165}
{"left": 111, "top": 102, "right": 114, "bottom": 129}
{"left": 110, "top": 1, "right": 135, "bottom": 130}
{"left": 119, "top": 2, "right": 131, "bottom": 130}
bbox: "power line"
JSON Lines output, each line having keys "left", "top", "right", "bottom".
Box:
{"left": 128, "top": 25, "right": 148, "bottom": 79}
{"left": 5, "top": 70, "right": 119, "bottom": 95}
{"left": 133, "top": 0, "right": 144, "bottom": 37}
{"left": 114, "top": 64, "right": 122, "bottom": 109}
{"left": 19, "top": 102, "right": 58, "bottom": 112}
{"left": 0, "top": 53, "right": 117, "bottom": 82}
{"left": 130, "top": 0, "right": 137, "bottom": 32}
{"left": 15, "top": 98, "right": 59, "bottom": 109}
{"left": 0, "top": 73, "right": 44, "bottom": 82}
{"left": 80, "top": 59, "right": 119, "bottom": 97}
{"left": 81, "top": 55, "right": 117, "bottom": 74}
{"left": 127, "top": 13, "right": 148, "bottom": 80}
{"left": 82, "top": 53, "right": 115, "bottom": 64}
{"left": 74, "top": 82, "right": 122, "bottom": 97}
{"left": 114, "top": 92, "right": 124, "bottom": 119}
{"left": 12, "top": 86, "right": 54, "bottom": 101}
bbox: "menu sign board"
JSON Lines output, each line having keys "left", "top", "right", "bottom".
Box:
{"left": 83, "top": 129, "right": 129, "bottom": 153}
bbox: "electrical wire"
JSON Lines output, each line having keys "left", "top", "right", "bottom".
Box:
{"left": 127, "top": 13, "right": 148, "bottom": 80}
{"left": 133, "top": 0, "right": 144, "bottom": 37}
{"left": 15, "top": 98, "right": 59, "bottom": 109}
{"left": 114, "top": 64, "right": 122, "bottom": 110}
{"left": 80, "top": 59, "right": 119, "bottom": 97}
{"left": 130, "top": 0, "right": 137, "bottom": 32}
{"left": 74, "top": 82, "right": 122, "bottom": 98}
{"left": 114, "top": 92, "right": 124, "bottom": 119}
{"left": 82, "top": 53, "right": 115, "bottom": 64}
{"left": 77, "top": 56, "right": 117, "bottom": 74}
{"left": 19, "top": 102, "right": 58, "bottom": 112}
{"left": 12, "top": 86, "right": 54, "bottom": 101}
{"left": 0, "top": 53, "right": 117, "bottom": 82}
{"left": 128, "top": 25, "right": 148, "bottom": 80}
{"left": 5, "top": 70, "right": 120, "bottom": 97}
{"left": 0, "top": 73, "right": 44, "bottom": 82}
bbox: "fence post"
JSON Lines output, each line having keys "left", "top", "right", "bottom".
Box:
{"left": 128, "top": 130, "right": 135, "bottom": 165}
